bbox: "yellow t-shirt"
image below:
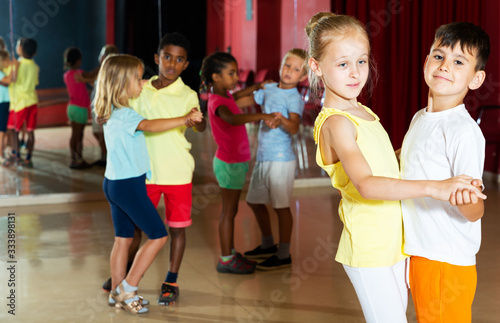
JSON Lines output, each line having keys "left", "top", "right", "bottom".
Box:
{"left": 314, "top": 104, "right": 407, "bottom": 267}
{"left": 130, "top": 77, "right": 200, "bottom": 185}
{"left": 9, "top": 58, "right": 39, "bottom": 112}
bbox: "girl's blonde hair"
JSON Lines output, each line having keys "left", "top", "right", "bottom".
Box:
{"left": 306, "top": 12, "right": 377, "bottom": 96}
{"left": 93, "top": 54, "right": 144, "bottom": 119}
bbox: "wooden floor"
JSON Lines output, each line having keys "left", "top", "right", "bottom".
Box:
{"left": 0, "top": 125, "right": 499, "bottom": 322}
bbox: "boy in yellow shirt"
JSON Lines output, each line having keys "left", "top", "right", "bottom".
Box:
{"left": 103, "top": 33, "right": 205, "bottom": 306}
{"left": 5, "top": 38, "right": 39, "bottom": 168}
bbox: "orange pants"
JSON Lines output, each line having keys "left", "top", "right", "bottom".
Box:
{"left": 410, "top": 256, "right": 477, "bottom": 323}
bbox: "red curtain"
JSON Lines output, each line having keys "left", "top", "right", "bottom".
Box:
{"left": 330, "top": 0, "right": 482, "bottom": 148}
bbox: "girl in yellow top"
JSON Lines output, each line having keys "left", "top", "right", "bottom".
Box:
{"left": 306, "top": 12, "right": 486, "bottom": 323}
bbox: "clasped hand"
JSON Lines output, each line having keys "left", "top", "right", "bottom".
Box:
{"left": 185, "top": 108, "right": 203, "bottom": 127}
{"left": 264, "top": 112, "right": 282, "bottom": 129}
{"left": 450, "top": 178, "right": 485, "bottom": 206}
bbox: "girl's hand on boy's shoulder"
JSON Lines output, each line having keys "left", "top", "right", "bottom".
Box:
{"left": 259, "top": 79, "right": 274, "bottom": 89}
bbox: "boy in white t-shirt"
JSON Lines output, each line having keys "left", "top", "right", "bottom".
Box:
{"left": 400, "top": 22, "right": 490, "bottom": 323}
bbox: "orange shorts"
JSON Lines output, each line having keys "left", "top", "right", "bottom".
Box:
{"left": 410, "top": 256, "right": 477, "bottom": 323}
{"left": 146, "top": 183, "right": 192, "bottom": 228}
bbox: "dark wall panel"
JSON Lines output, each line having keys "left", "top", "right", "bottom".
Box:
{"left": 0, "top": 0, "right": 106, "bottom": 89}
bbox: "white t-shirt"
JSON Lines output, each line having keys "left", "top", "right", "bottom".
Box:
{"left": 400, "top": 104, "right": 485, "bottom": 266}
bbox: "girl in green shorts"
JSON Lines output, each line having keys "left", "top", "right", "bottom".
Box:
{"left": 63, "top": 47, "right": 98, "bottom": 169}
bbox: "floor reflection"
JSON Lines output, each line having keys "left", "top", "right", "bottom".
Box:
{"left": 0, "top": 185, "right": 500, "bottom": 322}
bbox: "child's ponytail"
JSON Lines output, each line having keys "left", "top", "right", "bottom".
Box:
{"left": 200, "top": 52, "right": 237, "bottom": 92}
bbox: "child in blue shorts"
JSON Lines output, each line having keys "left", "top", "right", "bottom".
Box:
{"left": 94, "top": 54, "right": 202, "bottom": 315}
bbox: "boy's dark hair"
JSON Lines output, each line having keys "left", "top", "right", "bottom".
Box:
{"left": 434, "top": 22, "right": 490, "bottom": 71}
{"left": 200, "top": 52, "right": 236, "bottom": 86}
{"left": 157, "top": 32, "right": 190, "bottom": 58}
{"left": 63, "top": 47, "right": 82, "bottom": 69}
{"left": 18, "top": 38, "right": 37, "bottom": 58}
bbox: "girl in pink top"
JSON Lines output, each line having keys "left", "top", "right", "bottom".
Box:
{"left": 201, "top": 52, "right": 278, "bottom": 274}
{"left": 63, "top": 47, "right": 98, "bottom": 169}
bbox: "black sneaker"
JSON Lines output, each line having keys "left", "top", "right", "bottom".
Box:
{"left": 243, "top": 245, "right": 278, "bottom": 259}
{"left": 102, "top": 262, "right": 133, "bottom": 292}
{"left": 102, "top": 277, "right": 111, "bottom": 292}
{"left": 158, "top": 282, "right": 179, "bottom": 305}
{"left": 256, "top": 255, "right": 292, "bottom": 271}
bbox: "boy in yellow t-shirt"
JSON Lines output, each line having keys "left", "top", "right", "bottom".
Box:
{"left": 5, "top": 38, "right": 39, "bottom": 168}
{"left": 102, "top": 33, "right": 205, "bottom": 306}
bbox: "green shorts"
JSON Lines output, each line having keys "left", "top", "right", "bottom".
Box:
{"left": 213, "top": 156, "right": 249, "bottom": 190}
{"left": 67, "top": 104, "right": 89, "bottom": 124}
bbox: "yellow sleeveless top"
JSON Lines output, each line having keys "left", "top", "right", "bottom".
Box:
{"left": 314, "top": 104, "right": 407, "bottom": 267}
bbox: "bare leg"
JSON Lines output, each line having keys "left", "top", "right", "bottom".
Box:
{"left": 169, "top": 227, "right": 186, "bottom": 273}
{"left": 26, "top": 131, "right": 34, "bottom": 159}
{"left": 69, "top": 122, "right": 85, "bottom": 163}
{"left": 0, "top": 132, "right": 5, "bottom": 159}
{"left": 126, "top": 236, "right": 167, "bottom": 287}
{"left": 10, "top": 129, "right": 18, "bottom": 159}
{"left": 110, "top": 237, "right": 133, "bottom": 290}
{"left": 93, "top": 131, "right": 107, "bottom": 161}
{"left": 219, "top": 188, "right": 242, "bottom": 256}
{"left": 247, "top": 202, "right": 273, "bottom": 237}
{"left": 274, "top": 207, "right": 293, "bottom": 244}
{"left": 128, "top": 227, "right": 142, "bottom": 260}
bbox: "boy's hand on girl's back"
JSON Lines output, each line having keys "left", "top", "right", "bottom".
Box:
{"left": 185, "top": 108, "right": 203, "bottom": 127}
{"left": 74, "top": 72, "right": 84, "bottom": 83}
{"left": 449, "top": 178, "right": 486, "bottom": 206}
{"left": 96, "top": 115, "right": 108, "bottom": 125}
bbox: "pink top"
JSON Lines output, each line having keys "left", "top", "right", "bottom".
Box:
{"left": 208, "top": 93, "right": 250, "bottom": 163}
{"left": 63, "top": 69, "right": 90, "bottom": 108}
